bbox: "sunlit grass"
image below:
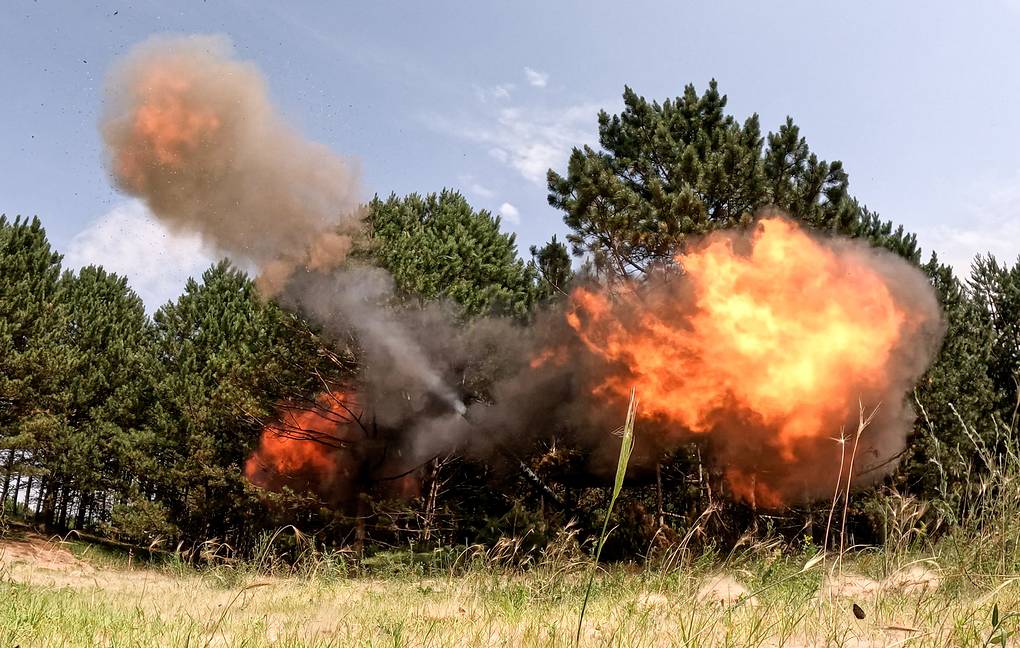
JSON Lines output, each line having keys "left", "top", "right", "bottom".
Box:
{"left": 5, "top": 408, "right": 1020, "bottom": 646}
{"left": 2, "top": 533, "right": 1019, "bottom": 647}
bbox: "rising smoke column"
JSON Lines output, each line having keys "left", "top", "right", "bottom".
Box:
{"left": 100, "top": 34, "right": 362, "bottom": 293}
{"left": 559, "top": 216, "right": 944, "bottom": 506}
{"left": 99, "top": 35, "right": 466, "bottom": 501}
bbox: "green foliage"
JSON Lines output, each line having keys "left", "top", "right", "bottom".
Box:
{"left": 51, "top": 266, "right": 153, "bottom": 521}
{"left": 108, "top": 498, "right": 177, "bottom": 543}
{"left": 0, "top": 215, "right": 67, "bottom": 432}
{"left": 144, "top": 260, "right": 326, "bottom": 546}
{"left": 970, "top": 254, "right": 1020, "bottom": 421}
{"left": 902, "top": 255, "right": 999, "bottom": 496}
{"left": 547, "top": 81, "right": 918, "bottom": 280}
{"left": 530, "top": 235, "right": 574, "bottom": 299}
{"left": 366, "top": 190, "right": 540, "bottom": 318}
{"left": 1, "top": 82, "right": 1018, "bottom": 563}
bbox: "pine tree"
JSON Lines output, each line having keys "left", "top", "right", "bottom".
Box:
{"left": 530, "top": 235, "right": 574, "bottom": 300}
{"left": 0, "top": 216, "right": 66, "bottom": 426}
{"left": 0, "top": 215, "right": 69, "bottom": 517}
{"left": 970, "top": 254, "right": 1020, "bottom": 421}
{"left": 366, "top": 191, "right": 540, "bottom": 318}
{"left": 145, "top": 261, "right": 324, "bottom": 545}
{"left": 547, "top": 82, "right": 919, "bottom": 280}
{"left": 51, "top": 265, "right": 154, "bottom": 529}
{"left": 901, "top": 255, "right": 999, "bottom": 496}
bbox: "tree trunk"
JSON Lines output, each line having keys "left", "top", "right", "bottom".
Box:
{"left": 23, "top": 475, "right": 33, "bottom": 515}
{"left": 76, "top": 492, "right": 88, "bottom": 530}
{"left": 11, "top": 471, "right": 23, "bottom": 513}
{"left": 36, "top": 479, "right": 47, "bottom": 517}
{"left": 0, "top": 449, "right": 14, "bottom": 503}
{"left": 354, "top": 494, "right": 369, "bottom": 555}
{"left": 422, "top": 458, "right": 443, "bottom": 543}
{"left": 57, "top": 488, "right": 72, "bottom": 529}
{"left": 655, "top": 462, "right": 664, "bottom": 529}
{"left": 41, "top": 481, "right": 58, "bottom": 528}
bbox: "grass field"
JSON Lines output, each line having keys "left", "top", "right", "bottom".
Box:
{"left": 3, "top": 523, "right": 1019, "bottom": 647}
{"left": 5, "top": 405, "right": 1019, "bottom": 646}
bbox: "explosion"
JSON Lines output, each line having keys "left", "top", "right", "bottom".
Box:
{"left": 112, "top": 66, "right": 222, "bottom": 189}
{"left": 99, "top": 36, "right": 945, "bottom": 511}
{"left": 245, "top": 391, "right": 361, "bottom": 500}
{"left": 565, "top": 217, "right": 943, "bottom": 505}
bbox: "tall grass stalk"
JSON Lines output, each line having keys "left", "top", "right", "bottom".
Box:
{"left": 575, "top": 388, "right": 637, "bottom": 645}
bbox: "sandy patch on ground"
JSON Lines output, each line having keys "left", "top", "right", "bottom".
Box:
{"left": 823, "top": 564, "right": 941, "bottom": 599}
{"left": 882, "top": 564, "right": 941, "bottom": 594}
{"left": 0, "top": 530, "right": 96, "bottom": 580}
{"left": 696, "top": 574, "right": 758, "bottom": 606}
{"left": 822, "top": 573, "right": 883, "bottom": 598}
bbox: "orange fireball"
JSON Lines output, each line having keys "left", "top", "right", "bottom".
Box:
{"left": 566, "top": 217, "right": 939, "bottom": 505}
{"left": 245, "top": 391, "right": 361, "bottom": 495}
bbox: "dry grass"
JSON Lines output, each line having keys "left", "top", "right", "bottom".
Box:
{"left": 2, "top": 528, "right": 1018, "bottom": 647}
{"left": 4, "top": 404, "right": 1020, "bottom": 646}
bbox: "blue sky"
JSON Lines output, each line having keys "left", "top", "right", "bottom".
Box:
{"left": 2, "top": 1, "right": 1019, "bottom": 309}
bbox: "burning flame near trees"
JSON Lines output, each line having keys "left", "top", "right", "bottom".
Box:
{"left": 564, "top": 217, "right": 943, "bottom": 506}
{"left": 245, "top": 391, "right": 361, "bottom": 499}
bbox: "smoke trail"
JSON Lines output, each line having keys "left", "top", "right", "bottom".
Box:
{"left": 100, "top": 34, "right": 362, "bottom": 293}
{"left": 100, "top": 36, "right": 467, "bottom": 498}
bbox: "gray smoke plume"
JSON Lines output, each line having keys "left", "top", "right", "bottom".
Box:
{"left": 101, "top": 34, "right": 362, "bottom": 293}
{"left": 100, "top": 36, "right": 473, "bottom": 491}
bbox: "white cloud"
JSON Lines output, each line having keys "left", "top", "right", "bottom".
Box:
{"left": 437, "top": 102, "right": 601, "bottom": 185}
{"left": 923, "top": 173, "right": 1020, "bottom": 276}
{"left": 524, "top": 67, "right": 549, "bottom": 88}
{"left": 498, "top": 202, "right": 521, "bottom": 225}
{"left": 64, "top": 201, "right": 217, "bottom": 311}
{"left": 473, "top": 83, "right": 514, "bottom": 103}
{"left": 459, "top": 174, "right": 495, "bottom": 199}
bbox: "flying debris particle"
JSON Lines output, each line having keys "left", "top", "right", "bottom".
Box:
{"left": 853, "top": 603, "right": 866, "bottom": 619}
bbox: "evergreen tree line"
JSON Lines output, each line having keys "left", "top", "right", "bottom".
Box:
{"left": 1, "top": 82, "right": 1018, "bottom": 556}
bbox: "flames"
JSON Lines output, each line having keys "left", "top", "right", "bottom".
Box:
{"left": 245, "top": 218, "right": 940, "bottom": 508}
{"left": 99, "top": 35, "right": 944, "bottom": 516}
{"left": 245, "top": 391, "right": 360, "bottom": 496}
{"left": 566, "top": 217, "right": 939, "bottom": 505}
